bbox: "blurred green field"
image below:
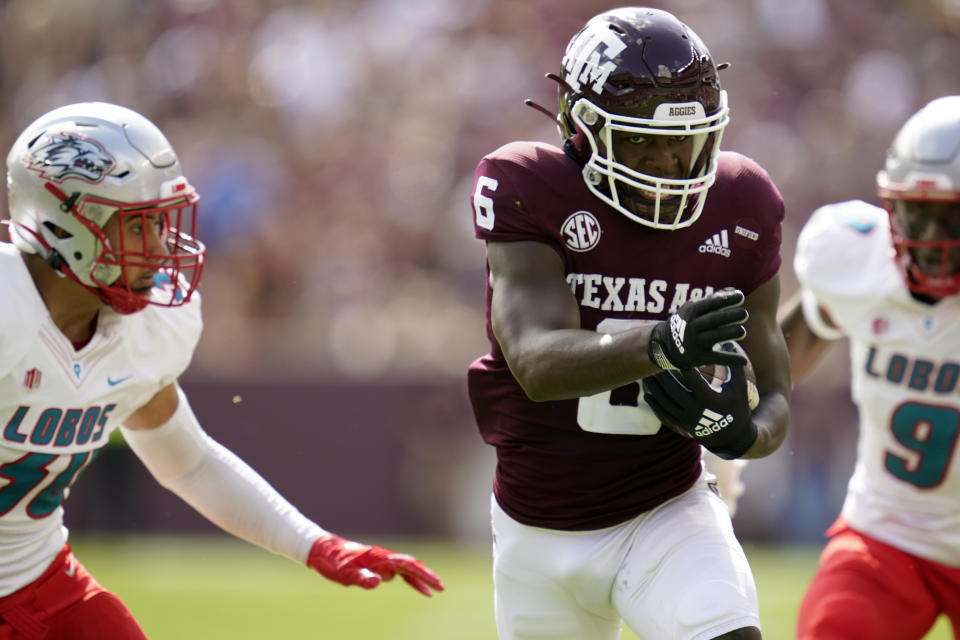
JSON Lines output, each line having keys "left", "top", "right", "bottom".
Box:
{"left": 71, "top": 536, "right": 951, "bottom": 639}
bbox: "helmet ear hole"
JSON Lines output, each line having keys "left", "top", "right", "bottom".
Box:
{"left": 42, "top": 221, "right": 73, "bottom": 240}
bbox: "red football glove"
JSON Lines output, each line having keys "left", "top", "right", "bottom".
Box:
{"left": 307, "top": 533, "right": 444, "bottom": 597}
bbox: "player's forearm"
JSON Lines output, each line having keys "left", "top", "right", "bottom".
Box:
{"left": 740, "top": 390, "right": 790, "bottom": 459}
{"left": 121, "top": 388, "right": 324, "bottom": 564}
{"left": 503, "top": 326, "right": 662, "bottom": 402}
{"left": 162, "top": 437, "right": 324, "bottom": 562}
{"left": 779, "top": 291, "right": 837, "bottom": 382}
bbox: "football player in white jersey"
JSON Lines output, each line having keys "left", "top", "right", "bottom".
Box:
{"left": 781, "top": 95, "right": 960, "bottom": 639}
{"left": 0, "top": 102, "right": 443, "bottom": 639}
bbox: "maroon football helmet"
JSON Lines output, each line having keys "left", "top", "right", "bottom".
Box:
{"left": 556, "top": 7, "right": 729, "bottom": 229}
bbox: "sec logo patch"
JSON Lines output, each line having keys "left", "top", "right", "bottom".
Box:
{"left": 562, "top": 211, "right": 601, "bottom": 252}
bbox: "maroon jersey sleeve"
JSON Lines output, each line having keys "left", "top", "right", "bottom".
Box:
{"left": 470, "top": 142, "right": 567, "bottom": 256}
{"left": 713, "top": 152, "right": 785, "bottom": 295}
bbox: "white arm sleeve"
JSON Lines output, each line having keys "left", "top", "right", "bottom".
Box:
{"left": 120, "top": 387, "right": 325, "bottom": 564}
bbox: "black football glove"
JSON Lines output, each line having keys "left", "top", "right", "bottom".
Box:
{"left": 648, "top": 288, "right": 749, "bottom": 371}
{"left": 642, "top": 365, "right": 757, "bottom": 460}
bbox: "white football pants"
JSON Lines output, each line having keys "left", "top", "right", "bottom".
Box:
{"left": 490, "top": 466, "right": 760, "bottom": 640}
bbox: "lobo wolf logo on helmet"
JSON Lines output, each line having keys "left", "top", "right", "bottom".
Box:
{"left": 562, "top": 23, "right": 627, "bottom": 95}
{"left": 25, "top": 132, "right": 115, "bottom": 184}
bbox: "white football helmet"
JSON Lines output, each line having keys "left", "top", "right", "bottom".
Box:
{"left": 5, "top": 102, "right": 204, "bottom": 313}
{"left": 877, "top": 95, "right": 960, "bottom": 298}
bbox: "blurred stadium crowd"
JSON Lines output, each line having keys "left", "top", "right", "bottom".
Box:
{"left": 2, "top": 0, "right": 959, "bottom": 541}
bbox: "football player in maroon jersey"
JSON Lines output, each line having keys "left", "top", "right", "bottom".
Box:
{"left": 467, "top": 7, "right": 791, "bottom": 639}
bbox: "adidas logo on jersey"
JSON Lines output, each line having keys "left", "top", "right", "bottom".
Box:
{"left": 698, "top": 230, "right": 731, "bottom": 258}
{"left": 694, "top": 408, "right": 734, "bottom": 438}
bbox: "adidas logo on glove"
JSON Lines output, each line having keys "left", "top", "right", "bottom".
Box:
{"left": 694, "top": 408, "right": 735, "bottom": 437}
{"left": 669, "top": 315, "right": 687, "bottom": 354}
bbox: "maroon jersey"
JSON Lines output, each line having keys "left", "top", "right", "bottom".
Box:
{"left": 467, "top": 140, "right": 783, "bottom": 530}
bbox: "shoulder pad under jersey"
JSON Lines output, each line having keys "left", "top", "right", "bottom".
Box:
{"left": 0, "top": 243, "right": 46, "bottom": 380}
{"left": 795, "top": 200, "right": 895, "bottom": 305}
{"left": 108, "top": 284, "right": 203, "bottom": 389}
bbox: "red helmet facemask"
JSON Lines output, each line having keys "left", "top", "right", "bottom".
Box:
{"left": 876, "top": 95, "right": 960, "bottom": 300}
{"left": 882, "top": 196, "right": 960, "bottom": 299}
{"left": 37, "top": 182, "right": 205, "bottom": 314}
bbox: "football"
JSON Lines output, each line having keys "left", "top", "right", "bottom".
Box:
{"left": 697, "top": 341, "right": 760, "bottom": 410}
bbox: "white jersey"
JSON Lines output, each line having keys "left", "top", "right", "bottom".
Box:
{"left": 796, "top": 200, "right": 960, "bottom": 567}
{"left": 0, "top": 242, "right": 202, "bottom": 595}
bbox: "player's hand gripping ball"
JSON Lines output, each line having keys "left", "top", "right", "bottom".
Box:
{"left": 695, "top": 341, "right": 759, "bottom": 411}
{"left": 647, "top": 288, "right": 749, "bottom": 371}
{"left": 642, "top": 341, "right": 759, "bottom": 459}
